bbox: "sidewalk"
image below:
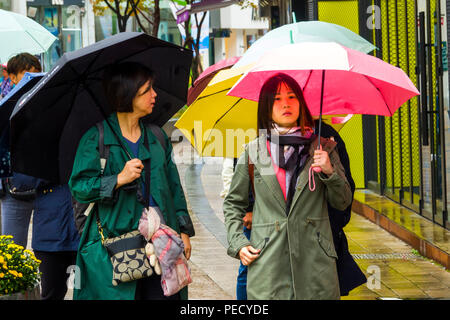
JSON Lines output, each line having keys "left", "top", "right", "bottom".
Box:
{"left": 174, "top": 140, "right": 450, "bottom": 300}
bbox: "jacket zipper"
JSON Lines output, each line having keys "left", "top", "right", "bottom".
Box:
{"left": 286, "top": 220, "right": 296, "bottom": 299}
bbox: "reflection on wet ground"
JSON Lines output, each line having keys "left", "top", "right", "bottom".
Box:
{"left": 343, "top": 214, "right": 450, "bottom": 300}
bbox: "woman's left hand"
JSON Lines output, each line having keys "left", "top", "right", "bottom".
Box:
{"left": 181, "top": 233, "right": 191, "bottom": 260}
{"left": 311, "top": 149, "right": 334, "bottom": 175}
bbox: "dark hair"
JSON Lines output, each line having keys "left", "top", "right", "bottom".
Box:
{"left": 257, "top": 73, "right": 314, "bottom": 134}
{"left": 7, "top": 53, "right": 42, "bottom": 75}
{"left": 102, "top": 62, "right": 154, "bottom": 113}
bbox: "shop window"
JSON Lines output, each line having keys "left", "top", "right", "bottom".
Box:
{"left": 0, "top": 0, "right": 11, "bottom": 10}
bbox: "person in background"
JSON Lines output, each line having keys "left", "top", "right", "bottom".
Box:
{"left": 0, "top": 63, "right": 12, "bottom": 98}
{"left": 313, "top": 119, "right": 367, "bottom": 296}
{"left": 1, "top": 53, "right": 43, "bottom": 248}
{"left": 0, "top": 53, "right": 80, "bottom": 300}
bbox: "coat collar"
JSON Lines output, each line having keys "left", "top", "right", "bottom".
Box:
{"left": 249, "top": 135, "right": 338, "bottom": 216}
{"left": 103, "top": 113, "right": 157, "bottom": 161}
{"left": 289, "top": 137, "right": 337, "bottom": 215}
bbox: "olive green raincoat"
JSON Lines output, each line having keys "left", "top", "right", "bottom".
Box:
{"left": 69, "top": 114, "right": 194, "bottom": 300}
{"left": 223, "top": 134, "right": 352, "bottom": 300}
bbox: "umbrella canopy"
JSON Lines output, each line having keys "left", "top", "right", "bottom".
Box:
{"left": 233, "top": 20, "right": 376, "bottom": 69}
{"left": 10, "top": 32, "right": 193, "bottom": 184}
{"left": 0, "top": 72, "right": 44, "bottom": 177}
{"left": 228, "top": 42, "right": 420, "bottom": 117}
{"left": 187, "top": 56, "right": 240, "bottom": 106}
{"left": 175, "top": 65, "right": 350, "bottom": 158}
{"left": 177, "top": 65, "right": 256, "bottom": 158}
{"left": 0, "top": 9, "right": 57, "bottom": 63}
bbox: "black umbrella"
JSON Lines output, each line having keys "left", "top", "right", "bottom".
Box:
{"left": 0, "top": 73, "right": 44, "bottom": 178}
{"left": 10, "top": 32, "right": 193, "bottom": 184}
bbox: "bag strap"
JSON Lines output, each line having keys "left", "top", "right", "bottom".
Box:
{"left": 142, "top": 126, "right": 151, "bottom": 208}
{"left": 96, "top": 121, "right": 110, "bottom": 173}
{"left": 82, "top": 122, "right": 110, "bottom": 218}
{"left": 147, "top": 123, "right": 167, "bottom": 153}
{"left": 96, "top": 123, "right": 152, "bottom": 243}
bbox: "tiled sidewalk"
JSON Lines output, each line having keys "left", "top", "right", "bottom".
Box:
{"left": 343, "top": 214, "right": 450, "bottom": 299}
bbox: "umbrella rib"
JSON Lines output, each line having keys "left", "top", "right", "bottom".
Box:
{"left": 201, "top": 98, "right": 243, "bottom": 155}
{"left": 24, "top": 30, "right": 48, "bottom": 52}
{"left": 196, "top": 88, "right": 232, "bottom": 101}
{"left": 363, "top": 75, "right": 393, "bottom": 116}
{"left": 301, "top": 70, "right": 313, "bottom": 91}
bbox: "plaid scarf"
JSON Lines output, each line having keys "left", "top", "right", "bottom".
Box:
{"left": 268, "top": 124, "right": 315, "bottom": 214}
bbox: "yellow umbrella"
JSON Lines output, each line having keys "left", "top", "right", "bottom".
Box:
{"left": 175, "top": 64, "right": 352, "bottom": 158}
{"left": 175, "top": 65, "right": 256, "bottom": 158}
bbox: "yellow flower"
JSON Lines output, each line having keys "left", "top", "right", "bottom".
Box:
{"left": 0, "top": 256, "right": 4, "bottom": 264}
{"left": 0, "top": 273, "right": 4, "bottom": 278}
{"left": 5, "top": 254, "right": 12, "bottom": 260}
{"left": 8, "top": 270, "right": 18, "bottom": 277}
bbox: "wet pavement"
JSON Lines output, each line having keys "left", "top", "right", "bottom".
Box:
{"left": 353, "top": 190, "right": 449, "bottom": 269}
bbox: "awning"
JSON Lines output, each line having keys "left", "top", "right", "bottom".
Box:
{"left": 191, "top": 0, "right": 240, "bottom": 14}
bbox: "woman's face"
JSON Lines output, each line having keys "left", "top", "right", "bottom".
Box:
{"left": 132, "top": 80, "right": 157, "bottom": 116}
{"left": 271, "top": 82, "right": 300, "bottom": 128}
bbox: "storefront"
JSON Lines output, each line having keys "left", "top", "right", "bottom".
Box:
{"left": 26, "top": 0, "right": 86, "bottom": 69}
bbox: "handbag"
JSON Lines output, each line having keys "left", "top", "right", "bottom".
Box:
{"left": 95, "top": 125, "right": 154, "bottom": 286}
{"left": 98, "top": 226, "right": 154, "bottom": 286}
{"left": 4, "top": 177, "right": 36, "bottom": 201}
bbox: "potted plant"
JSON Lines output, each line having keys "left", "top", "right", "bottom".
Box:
{"left": 0, "top": 235, "right": 41, "bottom": 300}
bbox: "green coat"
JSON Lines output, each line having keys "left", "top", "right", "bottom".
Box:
{"left": 69, "top": 114, "right": 193, "bottom": 300}
{"left": 223, "top": 135, "right": 352, "bottom": 300}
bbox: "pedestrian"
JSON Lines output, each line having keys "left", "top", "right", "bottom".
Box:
{"left": 0, "top": 53, "right": 43, "bottom": 248}
{"left": 69, "top": 62, "right": 195, "bottom": 300}
{"left": 313, "top": 120, "right": 367, "bottom": 296}
{"left": 0, "top": 52, "right": 80, "bottom": 300}
{"left": 226, "top": 120, "right": 366, "bottom": 299}
{"left": 0, "top": 63, "right": 12, "bottom": 98}
{"left": 223, "top": 73, "right": 352, "bottom": 300}
{"left": 32, "top": 182, "right": 80, "bottom": 300}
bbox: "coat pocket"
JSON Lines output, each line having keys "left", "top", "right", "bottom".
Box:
{"left": 317, "top": 231, "right": 338, "bottom": 259}
{"left": 250, "top": 221, "right": 280, "bottom": 255}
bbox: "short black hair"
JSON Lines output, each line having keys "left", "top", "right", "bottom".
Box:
{"left": 257, "top": 73, "right": 314, "bottom": 134}
{"left": 102, "top": 62, "right": 154, "bottom": 113}
{"left": 7, "top": 53, "right": 42, "bottom": 75}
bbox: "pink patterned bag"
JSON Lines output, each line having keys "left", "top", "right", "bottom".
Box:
{"left": 139, "top": 207, "right": 192, "bottom": 296}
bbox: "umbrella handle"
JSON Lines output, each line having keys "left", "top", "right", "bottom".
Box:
{"left": 312, "top": 143, "right": 322, "bottom": 173}
{"left": 309, "top": 166, "right": 316, "bottom": 191}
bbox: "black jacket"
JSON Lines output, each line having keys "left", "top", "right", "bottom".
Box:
{"left": 315, "top": 120, "right": 367, "bottom": 295}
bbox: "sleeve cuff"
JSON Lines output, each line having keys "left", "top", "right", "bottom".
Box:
{"left": 227, "top": 238, "right": 252, "bottom": 259}
{"left": 178, "top": 214, "right": 195, "bottom": 237}
{"left": 318, "top": 171, "right": 340, "bottom": 184}
{"left": 100, "top": 175, "right": 118, "bottom": 200}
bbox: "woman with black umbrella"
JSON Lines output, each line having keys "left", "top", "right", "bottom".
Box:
{"left": 69, "top": 62, "right": 195, "bottom": 300}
